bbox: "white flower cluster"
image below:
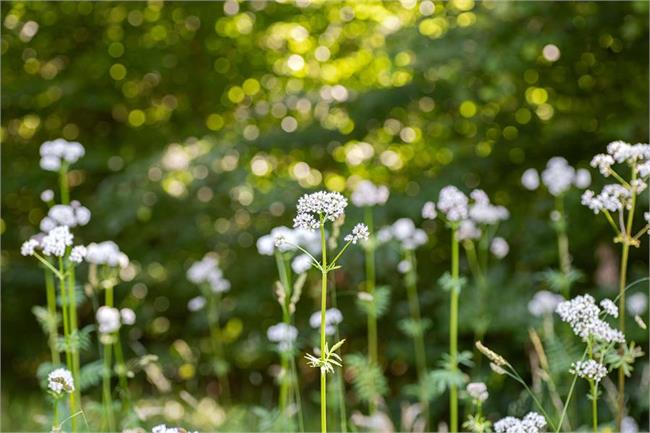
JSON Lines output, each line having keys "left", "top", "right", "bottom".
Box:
{"left": 291, "top": 253, "right": 312, "bottom": 274}
{"left": 21, "top": 226, "right": 79, "bottom": 258}
{"left": 41, "top": 189, "right": 54, "bottom": 202}
{"left": 581, "top": 184, "right": 632, "bottom": 214}
{"left": 39, "top": 138, "right": 85, "bottom": 171}
{"left": 599, "top": 298, "right": 618, "bottom": 318}
{"left": 69, "top": 245, "right": 87, "bottom": 264}
{"left": 468, "top": 189, "right": 510, "bottom": 225}
{"left": 310, "top": 308, "right": 343, "bottom": 336}
{"left": 256, "top": 226, "right": 320, "bottom": 256}
{"left": 86, "top": 241, "right": 129, "bottom": 268}
{"left": 267, "top": 322, "right": 299, "bottom": 351}
{"left": 457, "top": 220, "right": 481, "bottom": 241}
{"left": 96, "top": 306, "right": 135, "bottom": 334}
{"left": 40, "top": 201, "right": 91, "bottom": 232}
{"left": 187, "top": 254, "right": 231, "bottom": 293}
{"left": 294, "top": 191, "right": 348, "bottom": 230}
{"left": 528, "top": 291, "right": 564, "bottom": 317}
{"left": 494, "top": 412, "right": 546, "bottom": 433}
{"left": 48, "top": 367, "right": 75, "bottom": 395}
{"left": 436, "top": 185, "right": 469, "bottom": 222}
{"left": 490, "top": 237, "right": 509, "bottom": 259}
{"left": 556, "top": 294, "right": 625, "bottom": 343}
{"left": 350, "top": 180, "right": 389, "bottom": 207}
{"left": 522, "top": 157, "right": 591, "bottom": 195}
{"left": 421, "top": 201, "right": 437, "bottom": 219}
{"left": 570, "top": 359, "right": 608, "bottom": 382}
{"left": 187, "top": 296, "right": 206, "bottom": 312}
{"left": 604, "top": 140, "right": 650, "bottom": 165}
{"left": 152, "top": 425, "right": 197, "bottom": 433}
{"left": 377, "top": 218, "right": 428, "bottom": 250}
{"left": 466, "top": 382, "right": 488, "bottom": 403}
{"left": 344, "top": 223, "right": 370, "bottom": 244}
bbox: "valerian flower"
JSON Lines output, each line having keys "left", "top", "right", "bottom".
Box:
{"left": 570, "top": 359, "right": 608, "bottom": 382}
{"left": 267, "top": 322, "right": 299, "bottom": 352}
{"left": 556, "top": 294, "right": 625, "bottom": 343}
{"left": 494, "top": 412, "right": 546, "bottom": 433}
{"left": 96, "top": 306, "right": 121, "bottom": 334}
{"left": 350, "top": 180, "right": 389, "bottom": 207}
{"left": 344, "top": 223, "right": 370, "bottom": 244}
{"left": 48, "top": 368, "right": 75, "bottom": 395}
{"left": 39, "top": 138, "right": 85, "bottom": 171}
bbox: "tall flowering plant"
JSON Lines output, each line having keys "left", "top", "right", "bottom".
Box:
{"left": 283, "top": 191, "right": 369, "bottom": 433}
{"left": 522, "top": 157, "right": 592, "bottom": 296}
{"left": 580, "top": 140, "right": 650, "bottom": 429}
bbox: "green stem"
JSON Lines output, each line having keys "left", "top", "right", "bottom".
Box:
{"left": 330, "top": 275, "right": 348, "bottom": 433}
{"left": 290, "top": 354, "right": 305, "bottom": 433}
{"left": 555, "top": 197, "right": 571, "bottom": 297}
{"left": 364, "top": 207, "right": 378, "bottom": 415}
{"left": 591, "top": 380, "right": 598, "bottom": 432}
{"left": 52, "top": 398, "right": 59, "bottom": 428}
{"left": 320, "top": 219, "right": 328, "bottom": 433}
{"left": 404, "top": 249, "right": 429, "bottom": 429}
{"left": 102, "top": 341, "right": 115, "bottom": 432}
{"left": 59, "top": 165, "right": 70, "bottom": 205}
{"left": 67, "top": 262, "right": 82, "bottom": 427}
{"left": 113, "top": 336, "right": 131, "bottom": 413}
{"left": 208, "top": 293, "right": 231, "bottom": 405}
{"left": 449, "top": 228, "right": 459, "bottom": 433}
{"left": 57, "top": 259, "right": 76, "bottom": 431}
{"left": 45, "top": 271, "right": 61, "bottom": 365}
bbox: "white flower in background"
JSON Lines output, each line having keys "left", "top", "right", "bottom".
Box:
{"left": 310, "top": 308, "right": 343, "bottom": 336}
{"left": 152, "top": 425, "right": 180, "bottom": 433}
{"left": 120, "top": 308, "right": 136, "bottom": 325}
{"left": 621, "top": 416, "right": 639, "bottom": 433}
{"left": 344, "top": 223, "right": 370, "bottom": 244}
{"left": 490, "top": 237, "right": 509, "bottom": 259}
{"left": 258, "top": 226, "right": 321, "bottom": 256}
{"left": 466, "top": 382, "right": 488, "bottom": 403}
{"left": 521, "top": 168, "right": 540, "bottom": 190}
{"left": 627, "top": 292, "right": 647, "bottom": 316}
{"left": 267, "top": 322, "right": 299, "bottom": 351}
{"left": 86, "top": 241, "right": 129, "bottom": 268}
{"left": 351, "top": 180, "right": 389, "bottom": 207}
{"left": 40, "top": 189, "right": 54, "bottom": 202}
{"left": 187, "top": 296, "right": 206, "bottom": 312}
{"left": 581, "top": 184, "right": 631, "bottom": 214}
{"left": 187, "top": 254, "right": 230, "bottom": 294}
{"left": 574, "top": 168, "right": 591, "bottom": 188}
{"left": 295, "top": 191, "right": 348, "bottom": 226}
{"left": 645, "top": 212, "right": 650, "bottom": 224}
{"left": 392, "top": 218, "right": 416, "bottom": 240}
{"left": 69, "top": 245, "right": 87, "bottom": 263}
{"left": 457, "top": 220, "right": 481, "bottom": 241}
{"left": 39, "top": 138, "right": 85, "bottom": 171}
{"left": 21, "top": 239, "right": 39, "bottom": 256}
{"left": 542, "top": 157, "right": 576, "bottom": 196}
{"left": 96, "top": 306, "right": 121, "bottom": 334}
{"left": 599, "top": 298, "right": 618, "bottom": 318}
{"left": 41, "top": 226, "right": 74, "bottom": 257}
{"left": 421, "top": 201, "right": 437, "bottom": 219}
{"left": 382, "top": 218, "right": 428, "bottom": 250}
{"left": 47, "top": 368, "right": 75, "bottom": 395}
{"left": 494, "top": 412, "right": 546, "bottom": 433}
{"left": 437, "top": 185, "right": 469, "bottom": 222}
{"left": 291, "top": 253, "right": 312, "bottom": 274}
{"left": 570, "top": 359, "right": 608, "bottom": 382}
{"left": 556, "top": 294, "right": 625, "bottom": 343}
{"left": 397, "top": 260, "right": 412, "bottom": 274}
{"left": 469, "top": 202, "right": 509, "bottom": 225}
{"left": 528, "top": 291, "right": 564, "bottom": 317}
{"left": 591, "top": 154, "right": 615, "bottom": 176}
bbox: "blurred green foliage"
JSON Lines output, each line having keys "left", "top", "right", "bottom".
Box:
{"left": 2, "top": 0, "right": 649, "bottom": 430}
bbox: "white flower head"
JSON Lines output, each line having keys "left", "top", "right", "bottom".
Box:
{"left": 41, "top": 226, "right": 74, "bottom": 257}
{"left": 437, "top": 185, "right": 469, "bottom": 222}
{"left": 39, "top": 138, "right": 85, "bottom": 171}
{"left": 529, "top": 290, "right": 564, "bottom": 317}
{"left": 344, "top": 223, "right": 370, "bottom": 244}
{"left": 96, "top": 306, "right": 121, "bottom": 334}
{"left": 627, "top": 292, "right": 647, "bottom": 316}
{"left": 351, "top": 180, "right": 390, "bottom": 207}
{"left": 267, "top": 322, "right": 299, "bottom": 351}
{"left": 40, "top": 189, "right": 54, "bottom": 202}
{"left": 490, "top": 237, "right": 509, "bottom": 259}
{"left": 421, "top": 201, "right": 437, "bottom": 219}
{"left": 591, "top": 154, "right": 615, "bottom": 176}
{"left": 187, "top": 296, "right": 206, "bottom": 312}
{"left": 637, "top": 161, "right": 650, "bottom": 178}
{"left": 556, "top": 294, "right": 625, "bottom": 343}
{"left": 494, "top": 412, "right": 546, "bottom": 433}
{"left": 600, "top": 298, "right": 618, "bottom": 318}
{"left": 21, "top": 239, "right": 40, "bottom": 256}
{"left": 152, "top": 425, "right": 181, "bottom": 433}
{"left": 542, "top": 157, "right": 575, "bottom": 196}
{"left": 457, "top": 220, "right": 481, "bottom": 241}
{"left": 397, "top": 259, "right": 412, "bottom": 274}
{"left": 310, "top": 308, "right": 343, "bottom": 336}
{"left": 295, "top": 191, "right": 348, "bottom": 229}
{"left": 574, "top": 168, "right": 591, "bottom": 188}
{"left": 187, "top": 254, "right": 230, "bottom": 294}
{"left": 291, "top": 253, "right": 312, "bottom": 274}
{"left": 570, "top": 359, "right": 608, "bottom": 382}
{"left": 521, "top": 168, "right": 540, "bottom": 190}
{"left": 69, "top": 245, "right": 87, "bottom": 264}
{"left": 48, "top": 368, "right": 75, "bottom": 395}
{"left": 621, "top": 416, "right": 639, "bottom": 433}
{"left": 581, "top": 184, "right": 631, "bottom": 214}
{"left": 86, "top": 241, "right": 129, "bottom": 268}
{"left": 466, "top": 382, "right": 488, "bottom": 403}
{"left": 120, "top": 308, "right": 136, "bottom": 325}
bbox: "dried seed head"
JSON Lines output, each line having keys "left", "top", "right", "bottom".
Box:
{"left": 476, "top": 341, "right": 507, "bottom": 366}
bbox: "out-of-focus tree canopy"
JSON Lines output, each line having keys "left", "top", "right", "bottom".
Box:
{"left": 2, "top": 0, "right": 648, "bottom": 430}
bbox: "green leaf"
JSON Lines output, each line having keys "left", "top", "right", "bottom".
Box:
{"left": 537, "top": 268, "right": 583, "bottom": 293}
{"left": 438, "top": 272, "right": 466, "bottom": 293}
{"left": 79, "top": 359, "right": 104, "bottom": 391}
{"left": 356, "top": 286, "right": 391, "bottom": 318}
{"left": 398, "top": 318, "right": 432, "bottom": 338}
{"left": 345, "top": 353, "right": 387, "bottom": 403}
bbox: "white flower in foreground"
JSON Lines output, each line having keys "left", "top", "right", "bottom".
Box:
{"left": 437, "top": 185, "right": 468, "bottom": 222}
{"left": 599, "top": 298, "right": 618, "bottom": 318}
{"left": 490, "top": 237, "right": 509, "bottom": 259}
{"left": 296, "top": 190, "right": 348, "bottom": 225}
{"left": 421, "top": 201, "right": 437, "bottom": 219}
{"left": 528, "top": 290, "right": 564, "bottom": 317}
{"left": 120, "top": 308, "right": 136, "bottom": 325}
{"left": 310, "top": 308, "right": 343, "bottom": 336}
{"left": 344, "top": 223, "right": 370, "bottom": 244}
{"left": 627, "top": 292, "right": 648, "bottom": 316}
{"left": 69, "top": 245, "right": 87, "bottom": 263}
{"left": 570, "top": 359, "right": 608, "bottom": 382}
{"left": 521, "top": 168, "right": 540, "bottom": 190}
{"left": 621, "top": 416, "right": 639, "bottom": 433}
{"left": 40, "top": 189, "right": 54, "bottom": 202}
{"left": 48, "top": 368, "right": 75, "bottom": 395}
{"left": 96, "top": 306, "right": 121, "bottom": 334}
{"left": 556, "top": 294, "right": 625, "bottom": 343}
{"left": 187, "top": 296, "right": 206, "bottom": 312}
{"left": 39, "top": 138, "right": 85, "bottom": 171}
{"left": 466, "top": 382, "right": 488, "bottom": 403}
{"left": 293, "top": 212, "right": 320, "bottom": 231}
{"left": 351, "top": 180, "right": 389, "bottom": 207}
{"left": 591, "top": 154, "right": 615, "bottom": 176}
{"left": 542, "top": 157, "right": 575, "bottom": 196}
{"left": 41, "top": 226, "right": 74, "bottom": 257}
{"left": 21, "top": 239, "right": 40, "bottom": 256}
{"left": 581, "top": 184, "right": 631, "bottom": 214}
{"left": 494, "top": 412, "right": 546, "bottom": 433}
{"left": 291, "top": 253, "right": 312, "bottom": 274}
{"left": 574, "top": 168, "right": 592, "bottom": 188}
{"left": 606, "top": 140, "right": 650, "bottom": 164}
{"left": 267, "top": 322, "right": 298, "bottom": 351}
{"left": 86, "top": 241, "right": 129, "bottom": 268}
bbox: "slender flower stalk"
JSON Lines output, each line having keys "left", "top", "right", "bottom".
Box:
{"left": 44, "top": 271, "right": 60, "bottom": 366}
{"left": 449, "top": 226, "right": 460, "bottom": 433}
